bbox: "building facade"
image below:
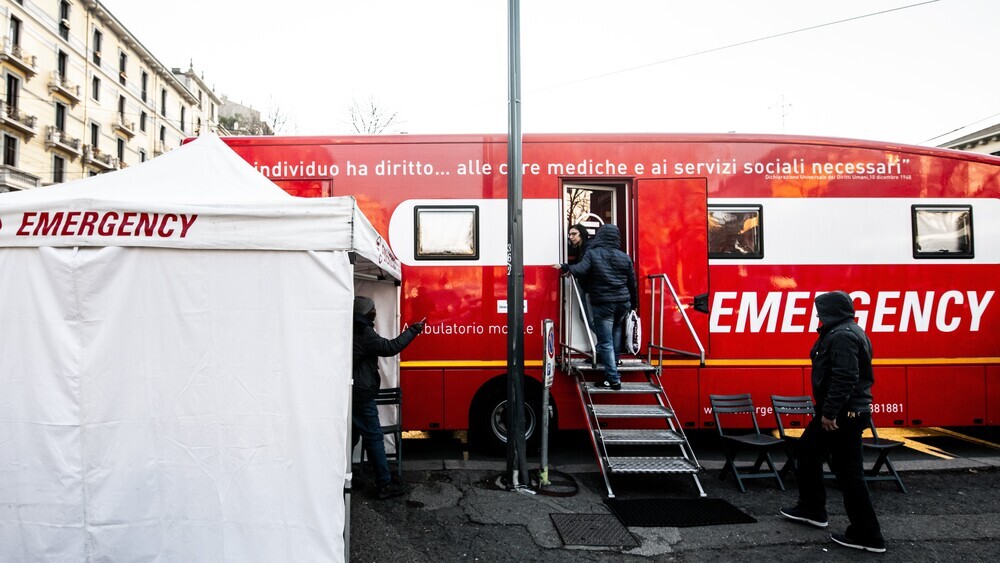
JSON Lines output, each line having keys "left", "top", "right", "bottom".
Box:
{"left": 1, "top": 0, "right": 225, "bottom": 191}
{"left": 938, "top": 122, "right": 1000, "bottom": 156}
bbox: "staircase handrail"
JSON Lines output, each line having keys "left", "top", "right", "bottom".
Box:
{"left": 559, "top": 275, "right": 597, "bottom": 368}
{"left": 647, "top": 273, "right": 705, "bottom": 366}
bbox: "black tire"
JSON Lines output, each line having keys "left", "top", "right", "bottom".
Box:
{"left": 468, "top": 377, "right": 548, "bottom": 455}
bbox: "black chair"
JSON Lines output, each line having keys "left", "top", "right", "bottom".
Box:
{"left": 770, "top": 395, "right": 835, "bottom": 480}
{"left": 709, "top": 394, "right": 785, "bottom": 493}
{"left": 863, "top": 419, "right": 907, "bottom": 493}
{"left": 361, "top": 387, "right": 404, "bottom": 478}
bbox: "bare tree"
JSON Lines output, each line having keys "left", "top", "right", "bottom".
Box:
{"left": 219, "top": 97, "right": 292, "bottom": 136}
{"left": 348, "top": 96, "right": 400, "bottom": 134}
{"left": 264, "top": 98, "right": 293, "bottom": 134}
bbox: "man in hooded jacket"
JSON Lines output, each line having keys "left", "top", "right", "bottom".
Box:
{"left": 556, "top": 223, "right": 637, "bottom": 390}
{"left": 352, "top": 296, "right": 424, "bottom": 499}
{"left": 780, "top": 291, "right": 886, "bottom": 553}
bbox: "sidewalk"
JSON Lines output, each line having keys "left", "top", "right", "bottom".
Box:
{"left": 349, "top": 432, "right": 1000, "bottom": 562}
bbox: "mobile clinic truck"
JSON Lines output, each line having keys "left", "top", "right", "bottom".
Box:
{"left": 221, "top": 133, "right": 1000, "bottom": 452}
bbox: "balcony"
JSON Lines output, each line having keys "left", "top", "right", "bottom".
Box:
{"left": 113, "top": 113, "right": 135, "bottom": 138}
{"left": 0, "top": 164, "right": 41, "bottom": 192}
{"left": 82, "top": 145, "right": 118, "bottom": 171}
{"left": 47, "top": 71, "right": 81, "bottom": 106}
{"left": 45, "top": 126, "right": 82, "bottom": 159}
{"left": 153, "top": 140, "right": 167, "bottom": 156}
{"left": 1, "top": 103, "right": 37, "bottom": 138}
{"left": 1, "top": 37, "right": 37, "bottom": 80}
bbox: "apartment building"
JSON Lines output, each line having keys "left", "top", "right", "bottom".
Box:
{"left": 1, "top": 0, "right": 226, "bottom": 192}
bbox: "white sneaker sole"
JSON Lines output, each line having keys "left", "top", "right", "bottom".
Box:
{"left": 831, "top": 534, "right": 886, "bottom": 553}
{"left": 780, "top": 509, "right": 828, "bottom": 528}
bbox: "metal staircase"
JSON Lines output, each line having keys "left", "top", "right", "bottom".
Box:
{"left": 560, "top": 275, "right": 706, "bottom": 498}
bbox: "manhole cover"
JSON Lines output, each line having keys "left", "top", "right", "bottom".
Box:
{"left": 549, "top": 513, "right": 639, "bottom": 547}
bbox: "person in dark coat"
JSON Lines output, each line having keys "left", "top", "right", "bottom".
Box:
{"left": 567, "top": 223, "right": 594, "bottom": 326}
{"left": 567, "top": 223, "right": 591, "bottom": 265}
{"left": 554, "top": 223, "right": 637, "bottom": 390}
{"left": 780, "top": 291, "right": 886, "bottom": 553}
{"left": 352, "top": 295, "right": 424, "bottom": 499}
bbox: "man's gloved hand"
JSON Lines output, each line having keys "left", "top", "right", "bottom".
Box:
{"left": 412, "top": 321, "right": 426, "bottom": 334}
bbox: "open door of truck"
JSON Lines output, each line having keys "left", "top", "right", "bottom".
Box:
{"left": 633, "top": 178, "right": 710, "bottom": 359}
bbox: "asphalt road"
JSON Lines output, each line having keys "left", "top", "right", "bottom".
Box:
{"left": 349, "top": 428, "right": 1000, "bottom": 562}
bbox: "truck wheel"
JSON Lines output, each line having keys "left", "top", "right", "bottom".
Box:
{"left": 469, "top": 378, "right": 545, "bottom": 455}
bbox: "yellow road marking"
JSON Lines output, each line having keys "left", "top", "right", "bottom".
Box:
{"left": 775, "top": 426, "right": 1000, "bottom": 460}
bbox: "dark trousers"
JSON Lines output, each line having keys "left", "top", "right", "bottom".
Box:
{"left": 795, "top": 411, "right": 883, "bottom": 541}
{"left": 353, "top": 395, "right": 392, "bottom": 487}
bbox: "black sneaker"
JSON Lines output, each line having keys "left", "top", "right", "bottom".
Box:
{"left": 593, "top": 379, "right": 621, "bottom": 391}
{"left": 780, "top": 504, "right": 828, "bottom": 528}
{"left": 376, "top": 480, "right": 410, "bottom": 499}
{"left": 831, "top": 532, "right": 886, "bottom": 553}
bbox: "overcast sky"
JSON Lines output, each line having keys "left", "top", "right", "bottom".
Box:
{"left": 99, "top": 0, "right": 998, "bottom": 145}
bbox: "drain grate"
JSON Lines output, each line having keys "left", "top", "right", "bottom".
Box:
{"left": 549, "top": 513, "right": 639, "bottom": 547}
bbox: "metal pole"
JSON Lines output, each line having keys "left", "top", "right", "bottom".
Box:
{"left": 505, "top": 0, "right": 528, "bottom": 488}
{"left": 539, "top": 319, "right": 555, "bottom": 487}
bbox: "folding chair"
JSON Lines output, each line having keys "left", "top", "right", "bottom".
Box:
{"left": 361, "top": 387, "right": 404, "bottom": 478}
{"left": 863, "top": 419, "right": 907, "bottom": 493}
{"left": 770, "top": 395, "right": 814, "bottom": 478}
{"left": 709, "top": 394, "right": 785, "bottom": 492}
{"left": 770, "top": 395, "right": 836, "bottom": 480}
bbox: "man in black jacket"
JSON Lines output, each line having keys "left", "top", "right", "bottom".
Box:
{"left": 352, "top": 296, "right": 424, "bottom": 499}
{"left": 556, "top": 224, "right": 637, "bottom": 390}
{"left": 780, "top": 291, "right": 886, "bottom": 553}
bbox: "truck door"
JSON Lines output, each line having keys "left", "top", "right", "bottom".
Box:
{"left": 633, "top": 178, "right": 710, "bottom": 357}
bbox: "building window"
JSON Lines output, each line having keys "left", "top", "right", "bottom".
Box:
{"left": 708, "top": 204, "right": 764, "bottom": 259}
{"left": 139, "top": 149, "right": 146, "bottom": 162}
{"left": 912, "top": 205, "right": 974, "bottom": 258}
{"left": 54, "top": 102, "right": 67, "bottom": 132}
{"left": 180, "top": 106, "right": 186, "bottom": 132}
{"left": 57, "top": 50, "right": 68, "bottom": 79}
{"left": 117, "top": 138, "right": 125, "bottom": 161}
{"left": 140, "top": 111, "right": 147, "bottom": 132}
{"left": 9, "top": 17, "right": 21, "bottom": 47}
{"left": 6, "top": 74, "right": 20, "bottom": 113}
{"left": 3, "top": 134, "right": 17, "bottom": 167}
{"left": 90, "top": 123, "right": 99, "bottom": 148}
{"left": 414, "top": 205, "right": 480, "bottom": 260}
{"left": 118, "top": 52, "right": 127, "bottom": 85}
{"left": 159, "top": 125, "right": 165, "bottom": 143}
{"left": 53, "top": 155, "right": 65, "bottom": 183}
{"left": 141, "top": 71, "right": 148, "bottom": 102}
{"left": 92, "top": 29, "right": 102, "bottom": 65}
{"left": 91, "top": 76, "right": 100, "bottom": 101}
{"left": 58, "top": 1, "right": 70, "bottom": 40}
{"left": 160, "top": 89, "right": 167, "bottom": 116}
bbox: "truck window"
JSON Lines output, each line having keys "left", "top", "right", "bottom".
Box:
{"left": 414, "top": 205, "right": 479, "bottom": 260}
{"left": 707, "top": 204, "right": 763, "bottom": 259}
{"left": 912, "top": 204, "right": 973, "bottom": 258}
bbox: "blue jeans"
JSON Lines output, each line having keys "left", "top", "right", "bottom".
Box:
{"left": 353, "top": 395, "right": 391, "bottom": 486}
{"left": 591, "top": 301, "right": 628, "bottom": 384}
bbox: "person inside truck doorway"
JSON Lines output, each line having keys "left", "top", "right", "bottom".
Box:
{"left": 554, "top": 224, "right": 638, "bottom": 390}
{"left": 567, "top": 223, "right": 594, "bottom": 328}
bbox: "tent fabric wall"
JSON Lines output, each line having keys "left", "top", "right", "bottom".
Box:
{"left": 0, "top": 246, "right": 353, "bottom": 561}
{"left": 0, "top": 135, "right": 400, "bottom": 562}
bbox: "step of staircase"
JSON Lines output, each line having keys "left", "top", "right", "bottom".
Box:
{"left": 597, "top": 428, "right": 686, "bottom": 445}
{"left": 605, "top": 456, "right": 700, "bottom": 474}
{"left": 590, "top": 404, "right": 674, "bottom": 419}
{"left": 569, "top": 358, "right": 655, "bottom": 373}
{"left": 584, "top": 381, "right": 661, "bottom": 394}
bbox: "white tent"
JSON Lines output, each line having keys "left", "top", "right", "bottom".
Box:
{"left": 0, "top": 135, "right": 400, "bottom": 562}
